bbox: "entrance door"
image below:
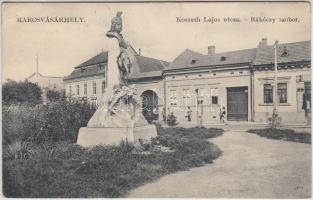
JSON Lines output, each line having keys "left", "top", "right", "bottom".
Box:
{"left": 141, "top": 90, "right": 159, "bottom": 123}
{"left": 227, "top": 87, "right": 248, "bottom": 121}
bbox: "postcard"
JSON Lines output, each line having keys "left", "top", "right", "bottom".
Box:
{"left": 2, "top": 1, "right": 311, "bottom": 198}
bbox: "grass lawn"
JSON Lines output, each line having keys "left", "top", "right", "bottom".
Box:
{"left": 3, "top": 125, "right": 223, "bottom": 198}
{"left": 247, "top": 128, "right": 311, "bottom": 144}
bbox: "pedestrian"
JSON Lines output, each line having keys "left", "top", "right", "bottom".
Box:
{"left": 186, "top": 106, "right": 192, "bottom": 122}
{"left": 220, "top": 106, "right": 226, "bottom": 123}
{"left": 162, "top": 107, "right": 166, "bottom": 122}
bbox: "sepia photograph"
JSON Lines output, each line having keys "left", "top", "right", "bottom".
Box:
{"left": 1, "top": 1, "right": 311, "bottom": 198}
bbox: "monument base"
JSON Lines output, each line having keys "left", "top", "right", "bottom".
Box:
{"left": 76, "top": 124, "right": 157, "bottom": 147}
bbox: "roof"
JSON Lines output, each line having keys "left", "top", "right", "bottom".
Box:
{"left": 128, "top": 55, "right": 169, "bottom": 80}
{"left": 64, "top": 64, "right": 105, "bottom": 81}
{"left": 166, "top": 48, "right": 257, "bottom": 71}
{"left": 64, "top": 52, "right": 107, "bottom": 80}
{"left": 75, "top": 52, "right": 108, "bottom": 69}
{"left": 26, "top": 72, "right": 63, "bottom": 80}
{"left": 165, "top": 40, "right": 310, "bottom": 71}
{"left": 253, "top": 40, "right": 311, "bottom": 65}
{"left": 65, "top": 50, "right": 168, "bottom": 81}
{"left": 166, "top": 49, "right": 203, "bottom": 70}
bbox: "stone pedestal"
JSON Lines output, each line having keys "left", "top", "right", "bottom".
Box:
{"left": 77, "top": 124, "right": 157, "bottom": 147}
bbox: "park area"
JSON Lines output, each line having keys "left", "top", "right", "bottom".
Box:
{"left": 3, "top": 99, "right": 223, "bottom": 198}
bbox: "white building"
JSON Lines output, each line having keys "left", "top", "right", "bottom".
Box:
{"left": 63, "top": 52, "right": 108, "bottom": 104}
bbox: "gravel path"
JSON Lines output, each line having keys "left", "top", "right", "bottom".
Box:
{"left": 128, "top": 130, "right": 311, "bottom": 198}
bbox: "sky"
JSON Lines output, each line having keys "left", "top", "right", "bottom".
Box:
{"left": 2, "top": 2, "right": 311, "bottom": 81}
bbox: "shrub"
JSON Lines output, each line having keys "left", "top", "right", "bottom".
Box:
{"left": 248, "top": 128, "right": 311, "bottom": 144}
{"left": 2, "top": 101, "right": 97, "bottom": 144}
{"left": 46, "top": 89, "right": 66, "bottom": 102}
{"left": 166, "top": 112, "right": 178, "bottom": 126}
{"left": 2, "top": 79, "right": 42, "bottom": 106}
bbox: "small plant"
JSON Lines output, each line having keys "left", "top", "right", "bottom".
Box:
{"left": 119, "top": 138, "right": 135, "bottom": 153}
{"left": 268, "top": 109, "right": 282, "bottom": 129}
{"left": 166, "top": 112, "right": 178, "bottom": 127}
{"left": 30, "top": 144, "right": 57, "bottom": 160}
{"left": 4, "top": 141, "right": 32, "bottom": 160}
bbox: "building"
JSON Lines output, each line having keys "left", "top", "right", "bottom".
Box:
{"left": 64, "top": 52, "right": 108, "bottom": 104}
{"left": 26, "top": 72, "right": 64, "bottom": 103}
{"left": 64, "top": 50, "right": 169, "bottom": 119}
{"left": 164, "top": 39, "right": 311, "bottom": 125}
{"left": 64, "top": 38, "right": 311, "bottom": 125}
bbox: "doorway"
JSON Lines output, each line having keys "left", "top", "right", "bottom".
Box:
{"left": 227, "top": 87, "right": 248, "bottom": 121}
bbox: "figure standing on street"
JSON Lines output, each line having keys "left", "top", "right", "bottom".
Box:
{"left": 186, "top": 106, "right": 192, "bottom": 122}
{"left": 220, "top": 106, "right": 226, "bottom": 123}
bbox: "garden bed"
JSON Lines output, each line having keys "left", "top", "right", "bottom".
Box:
{"left": 3, "top": 125, "right": 223, "bottom": 198}
{"left": 247, "top": 128, "right": 311, "bottom": 144}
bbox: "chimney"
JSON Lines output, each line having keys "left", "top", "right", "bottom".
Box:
{"left": 208, "top": 45, "right": 215, "bottom": 55}
{"left": 260, "top": 38, "right": 268, "bottom": 46}
{"left": 138, "top": 48, "right": 141, "bottom": 56}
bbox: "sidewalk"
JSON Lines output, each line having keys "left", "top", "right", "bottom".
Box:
{"left": 128, "top": 130, "right": 311, "bottom": 198}
{"left": 173, "top": 121, "right": 311, "bottom": 133}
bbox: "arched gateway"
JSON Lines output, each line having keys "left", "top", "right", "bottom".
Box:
{"left": 141, "top": 90, "right": 159, "bottom": 123}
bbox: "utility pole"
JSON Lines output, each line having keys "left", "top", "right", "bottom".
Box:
{"left": 195, "top": 89, "right": 199, "bottom": 126}
{"left": 272, "top": 40, "right": 279, "bottom": 128}
{"left": 36, "top": 55, "right": 39, "bottom": 82}
{"left": 274, "top": 41, "right": 278, "bottom": 113}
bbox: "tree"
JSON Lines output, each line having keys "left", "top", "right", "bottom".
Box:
{"left": 2, "top": 80, "right": 42, "bottom": 105}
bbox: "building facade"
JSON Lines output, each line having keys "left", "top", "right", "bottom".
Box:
{"left": 65, "top": 39, "right": 311, "bottom": 125}
{"left": 164, "top": 39, "right": 311, "bottom": 125}
{"left": 26, "top": 72, "right": 64, "bottom": 103}
{"left": 64, "top": 52, "right": 108, "bottom": 104}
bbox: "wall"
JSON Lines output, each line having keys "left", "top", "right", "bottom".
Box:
{"left": 164, "top": 67, "right": 251, "bottom": 125}
{"left": 64, "top": 74, "right": 106, "bottom": 104}
{"left": 253, "top": 67, "right": 311, "bottom": 123}
{"left": 27, "top": 73, "right": 64, "bottom": 90}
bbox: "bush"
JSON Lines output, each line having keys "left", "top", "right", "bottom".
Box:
{"left": 3, "top": 126, "right": 223, "bottom": 198}
{"left": 248, "top": 128, "right": 311, "bottom": 144}
{"left": 166, "top": 112, "right": 178, "bottom": 126}
{"left": 2, "top": 79, "right": 42, "bottom": 105}
{"left": 46, "top": 89, "right": 66, "bottom": 102}
{"left": 2, "top": 101, "right": 97, "bottom": 144}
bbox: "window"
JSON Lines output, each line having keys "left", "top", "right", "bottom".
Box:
{"left": 264, "top": 84, "right": 273, "bottom": 103}
{"left": 102, "top": 81, "right": 106, "bottom": 93}
{"left": 210, "top": 88, "right": 218, "bottom": 105}
{"left": 182, "top": 89, "right": 191, "bottom": 106}
{"left": 76, "top": 85, "right": 80, "bottom": 95}
{"left": 169, "top": 90, "right": 178, "bottom": 106}
{"left": 196, "top": 88, "right": 205, "bottom": 100}
{"left": 84, "top": 83, "right": 87, "bottom": 95}
{"left": 69, "top": 85, "right": 72, "bottom": 95}
{"left": 93, "top": 82, "right": 97, "bottom": 95}
{"left": 278, "top": 83, "right": 287, "bottom": 103}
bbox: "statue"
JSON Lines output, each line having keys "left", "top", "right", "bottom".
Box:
{"left": 85, "top": 12, "right": 147, "bottom": 127}
{"left": 109, "top": 11, "right": 123, "bottom": 33}
{"left": 106, "top": 11, "right": 131, "bottom": 86}
{"left": 77, "top": 11, "right": 157, "bottom": 147}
